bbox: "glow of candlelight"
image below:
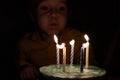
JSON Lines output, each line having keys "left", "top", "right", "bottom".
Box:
{"left": 84, "top": 34, "right": 89, "bottom": 41}
{"left": 57, "top": 43, "right": 65, "bottom": 49}
{"left": 54, "top": 34, "right": 58, "bottom": 44}
{"left": 69, "top": 39, "right": 75, "bottom": 68}
{"left": 82, "top": 42, "right": 89, "bottom": 48}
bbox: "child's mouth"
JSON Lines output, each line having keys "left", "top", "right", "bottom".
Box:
{"left": 50, "top": 23, "right": 57, "bottom": 26}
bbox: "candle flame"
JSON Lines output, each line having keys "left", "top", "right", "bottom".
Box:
{"left": 84, "top": 34, "right": 89, "bottom": 41}
{"left": 54, "top": 34, "right": 58, "bottom": 43}
{"left": 82, "top": 42, "right": 89, "bottom": 48}
{"left": 69, "top": 39, "right": 75, "bottom": 45}
{"left": 57, "top": 43, "right": 65, "bottom": 49}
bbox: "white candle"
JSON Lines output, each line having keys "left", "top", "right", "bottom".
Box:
{"left": 57, "top": 43, "right": 66, "bottom": 72}
{"left": 69, "top": 39, "right": 75, "bottom": 68}
{"left": 84, "top": 34, "right": 90, "bottom": 69}
{"left": 56, "top": 44, "right": 60, "bottom": 68}
{"left": 54, "top": 34, "right": 60, "bottom": 68}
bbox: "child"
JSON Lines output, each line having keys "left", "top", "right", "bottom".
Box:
{"left": 16, "top": 0, "right": 98, "bottom": 80}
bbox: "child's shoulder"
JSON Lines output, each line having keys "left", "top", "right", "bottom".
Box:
{"left": 19, "top": 31, "right": 39, "bottom": 42}
{"left": 22, "top": 31, "right": 40, "bottom": 39}
{"left": 18, "top": 32, "right": 39, "bottom": 49}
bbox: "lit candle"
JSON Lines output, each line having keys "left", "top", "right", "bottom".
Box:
{"left": 54, "top": 34, "right": 60, "bottom": 68}
{"left": 56, "top": 43, "right": 66, "bottom": 72}
{"left": 69, "top": 39, "right": 75, "bottom": 68}
{"left": 62, "top": 43, "right": 66, "bottom": 72}
{"left": 57, "top": 43, "right": 66, "bottom": 72}
{"left": 80, "top": 44, "right": 84, "bottom": 72}
{"left": 84, "top": 34, "right": 90, "bottom": 69}
{"left": 80, "top": 43, "right": 87, "bottom": 72}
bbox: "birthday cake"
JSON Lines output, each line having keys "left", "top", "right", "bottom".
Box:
{"left": 39, "top": 64, "right": 106, "bottom": 80}
{"left": 39, "top": 34, "right": 106, "bottom": 80}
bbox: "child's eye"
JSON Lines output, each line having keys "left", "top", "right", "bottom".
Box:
{"left": 40, "top": 6, "right": 49, "bottom": 11}
{"left": 58, "top": 7, "right": 66, "bottom": 12}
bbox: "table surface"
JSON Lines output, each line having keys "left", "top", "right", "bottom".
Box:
{"left": 39, "top": 64, "right": 106, "bottom": 79}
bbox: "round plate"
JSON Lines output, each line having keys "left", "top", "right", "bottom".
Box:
{"left": 39, "top": 64, "right": 106, "bottom": 79}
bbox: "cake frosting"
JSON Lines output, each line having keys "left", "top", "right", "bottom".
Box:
{"left": 39, "top": 64, "right": 106, "bottom": 79}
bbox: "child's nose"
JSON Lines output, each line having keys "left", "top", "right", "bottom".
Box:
{"left": 50, "top": 9, "right": 58, "bottom": 16}
{"left": 49, "top": 9, "right": 58, "bottom": 18}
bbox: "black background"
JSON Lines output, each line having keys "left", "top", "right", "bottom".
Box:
{"left": 0, "top": 0, "right": 119, "bottom": 80}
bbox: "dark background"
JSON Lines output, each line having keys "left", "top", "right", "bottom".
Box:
{"left": 0, "top": 0, "right": 119, "bottom": 80}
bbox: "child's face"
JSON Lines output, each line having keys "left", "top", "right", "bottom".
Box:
{"left": 36, "top": 0, "right": 67, "bottom": 35}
